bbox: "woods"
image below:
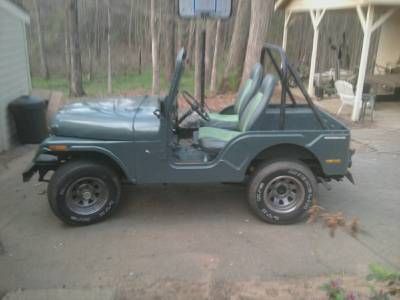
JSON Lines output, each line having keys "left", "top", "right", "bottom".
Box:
{"left": 16, "top": 0, "right": 381, "bottom": 97}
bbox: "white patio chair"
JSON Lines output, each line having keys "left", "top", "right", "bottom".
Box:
{"left": 334, "top": 80, "right": 375, "bottom": 120}
{"left": 334, "top": 80, "right": 354, "bottom": 115}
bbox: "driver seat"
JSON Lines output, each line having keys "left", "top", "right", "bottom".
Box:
{"left": 198, "top": 74, "right": 277, "bottom": 153}
{"left": 201, "top": 63, "right": 264, "bottom": 130}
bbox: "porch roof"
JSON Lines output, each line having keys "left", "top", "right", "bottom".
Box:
{"left": 275, "top": 0, "right": 400, "bottom": 12}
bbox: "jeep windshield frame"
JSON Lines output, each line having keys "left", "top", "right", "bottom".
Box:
{"left": 260, "top": 43, "right": 326, "bottom": 130}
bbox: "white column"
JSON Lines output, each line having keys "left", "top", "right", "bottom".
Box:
{"left": 308, "top": 9, "right": 325, "bottom": 96}
{"left": 282, "top": 10, "right": 292, "bottom": 51}
{"left": 352, "top": 6, "right": 397, "bottom": 121}
{"left": 352, "top": 5, "right": 374, "bottom": 121}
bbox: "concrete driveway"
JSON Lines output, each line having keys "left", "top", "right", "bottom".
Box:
{"left": 0, "top": 126, "right": 399, "bottom": 299}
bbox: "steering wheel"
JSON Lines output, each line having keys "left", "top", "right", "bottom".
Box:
{"left": 179, "top": 90, "right": 210, "bottom": 124}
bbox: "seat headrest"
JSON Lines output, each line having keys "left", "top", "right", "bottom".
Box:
{"left": 260, "top": 74, "right": 278, "bottom": 95}
{"left": 250, "top": 63, "right": 263, "bottom": 81}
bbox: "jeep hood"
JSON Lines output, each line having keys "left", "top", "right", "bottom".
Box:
{"left": 50, "top": 96, "right": 161, "bottom": 141}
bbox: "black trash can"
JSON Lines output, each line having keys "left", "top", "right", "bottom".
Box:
{"left": 9, "top": 95, "right": 48, "bottom": 144}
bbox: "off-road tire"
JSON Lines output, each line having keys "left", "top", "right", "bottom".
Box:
{"left": 248, "top": 160, "right": 317, "bottom": 224}
{"left": 48, "top": 160, "right": 121, "bottom": 225}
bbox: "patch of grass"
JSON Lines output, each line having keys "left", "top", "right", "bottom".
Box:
{"left": 32, "top": 68, "right": 195, "bottom": 97}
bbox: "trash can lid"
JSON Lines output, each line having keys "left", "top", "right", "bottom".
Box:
{"left": 10, "top": 95, "right": 47, "bottom": 108}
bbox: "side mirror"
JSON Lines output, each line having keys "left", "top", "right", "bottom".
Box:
{"left": 178, "top": 0, "right": 232, "bottom": 19}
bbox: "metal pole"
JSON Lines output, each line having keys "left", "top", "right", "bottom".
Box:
{"left": 200, "top": 28, "right": 206, "bottom": 109}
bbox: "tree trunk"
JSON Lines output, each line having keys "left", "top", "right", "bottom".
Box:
{"left": 210, "top": 20, "right": 222, "bottom": 95}
{"left": 128, "top": 0, "right": 134, "bottom": 50}
{"left": 194, "top": 21, "right": 202, "bottom": 101}
{"left": 106, "top": 0, "right": 112, "bottom": 94}
{"left": 151, "top": 0, "right": 160, "bottom": 94}
{"left": 220, "top": 0, "right": 251, "bottom": 91}
{"left": 205, "top": 20, "right": 216, "bottom": 85}
{"left": 64, "top": 1, "right": 70, "bottom": 79}
{"left": 176, "top": 18, "right": 183, "bottom": 51}
{"left": 33, "top": 0, "right": 49, "bottom": 79}
{"left": 164, "top": 0, "right": 175, "bottom": 82}
{"left": 241, "top": 0, "right": 274, "bottom": 86}
{"left": 138, "top": 46, "right": 142, "bottom": 75}
{"left": 94, "top": 0, "right": 101, "bottom": 58}
{"left": 67, "top": 0, "right": 85, "bottom": 97}
{"left": 186, "top": 20, "right": 195, "bottom": 67}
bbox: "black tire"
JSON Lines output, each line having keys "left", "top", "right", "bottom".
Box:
{"left": 47, "top": 160, "right": 121, "bottom": 225}
{"left": 248, "top": 160, "right": 317, "bottom": 224}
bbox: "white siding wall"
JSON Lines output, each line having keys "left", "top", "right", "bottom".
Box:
{"left": 375, "top": 10, "right": 400, "bottom": 71}
{"left": 0, "top": 8, "right": 31, "bottom": 152}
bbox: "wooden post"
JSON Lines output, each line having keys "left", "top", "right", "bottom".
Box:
{"left": 308, "top": 9, "right": 325, "bottom": 96}
{"left": 352, "top": 5, "right": 374, "bottom": 121}
{"left": 282, "top": 10, "right": 292, "bottom": 51}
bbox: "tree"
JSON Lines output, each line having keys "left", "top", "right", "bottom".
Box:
{"left": 210, "top": 20, "right": 222, "bottom": 94}
{"left": 67, "top": 0, "right": 85, "bottom": 96}
{"left": 106, "top": 0, "right": 112, "bottom": 94}
{"left": 33, "top": 0, "right": 49, "bottom": 79}
{"left": 194, "top": 21, "right": 202, "bottom": 101}
{"left": 241, "top": 0, "right": 274, "bottom": 86}
{"left": 150, "top": 0, "right": 160, "bottom": 94}
{"left": 220, "top": 0, "right": 251, "bottom": 91}
{"left": 94, "top": 0, "right": 101, "bottom": 59}
{"left": 186, "top": 20, "right": 195, "bottom": 67}
{"left": 128, "top": 0, "right": 134, "bottom": 50}
{"left": 205, "top": 20, "right": 216, "bottom": 84}
{"left": 163, "top": 0, "right": 176, "bottom": 81}
{"left": 64, "top": 1, "right": 70, "bottom": 80}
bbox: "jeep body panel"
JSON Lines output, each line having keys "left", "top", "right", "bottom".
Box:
{"left": 51, "top": 96, "right": 161, "bottom": 141}
{"left": 28, "top": 123, "right": 350, "bottom": 184}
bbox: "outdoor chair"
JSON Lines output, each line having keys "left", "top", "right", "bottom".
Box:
{"left": 334, "top": 80, "right": 375, "bottom": 121}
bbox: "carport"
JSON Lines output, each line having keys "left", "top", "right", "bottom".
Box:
{"left": 275, "top": 0, "right": 400, "bottom": 121}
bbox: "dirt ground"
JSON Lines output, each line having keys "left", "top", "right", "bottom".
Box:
{"left": 1, "top": 95, "right": 400, "bottom": 299}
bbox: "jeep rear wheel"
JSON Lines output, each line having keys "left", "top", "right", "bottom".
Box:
{"left": 48, "top": 160, "right": 121, "bottom": 225}
{"left": 248, "top": 160, "right": 317, "bottom": 224}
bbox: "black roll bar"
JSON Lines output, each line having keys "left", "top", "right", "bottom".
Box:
{"left": 260, "top": 43, "right": 326, "bottom": 130}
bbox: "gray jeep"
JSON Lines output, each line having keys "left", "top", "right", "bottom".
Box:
{"left": 23, "top": 44, "right": 354, "bottom": 225}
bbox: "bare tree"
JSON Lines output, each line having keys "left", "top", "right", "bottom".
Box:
{"left": 186, "top": 20, "right": 195, "bottom": 67}
{"left": 106, "top": 0, "right": 112, "bottom": 94}
{"left": 64, "top": 1, "right": 70, "bottom": 80}
{"left": 194, "top": 22, "right": 202, "bottom": 101}
{"left": 210, "top": 20, "right": 222, "bottom": 94}
{"left": 205, "top": 20, "right": 216, "bottom": 84}
{"left": 33, "top": 0, "right": 49, "bottom": 79}
{"left": 94, "top": 0, "right": 100, "bottom": 59}
{"left": 241, "top": 0, "right": 274, "bottom": 85}
{"left": 164, "top": 0, "right": 175, "bottom": 81}
{"left": 220, "top": 0, "right": 251, "bottom": 90}
{"left": 67, "top": 0, "right": 85, "bottom": 96}
{"left": 151, "top": 0, "right": 160, "bottom": 94}
{"left": 128, "top": 0, "right": 134, "bottom": 50}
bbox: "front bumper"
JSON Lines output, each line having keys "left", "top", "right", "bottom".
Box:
{"left": 23, "top": 163, "right": 38, "bottom": 182}
{"left": 22, "top": 154, "right": 59, "bottom": 182}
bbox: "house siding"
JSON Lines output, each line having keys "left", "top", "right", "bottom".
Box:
{"left": 0, "top": 7, "right": 31, "bottom": 152}
{"left": 375, "top": 10, "right": 400, "bottom": 72}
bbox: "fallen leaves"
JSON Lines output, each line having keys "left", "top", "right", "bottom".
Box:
{"left": 307, "top": 205, "right": 360, "bottom": 238}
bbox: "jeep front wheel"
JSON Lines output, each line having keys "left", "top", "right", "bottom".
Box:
{"left": 248, "top": 160, "right": 317, "bottom": 224}
{"left": 48, "top": 160, "right": 121, "bottom": 225}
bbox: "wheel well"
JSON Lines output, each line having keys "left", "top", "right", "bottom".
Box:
{"left": 248, "top": 144, "right": 324, "bottom": 177}
{"left": 57, "top": 151, "right": 128, "bottom": 180}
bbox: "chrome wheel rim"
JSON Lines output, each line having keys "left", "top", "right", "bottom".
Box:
{"left": 65, "top": 177, "right": 109, "bottom": 215}
{"left": 263, "top": 175, "right": 305, "bottom": 214}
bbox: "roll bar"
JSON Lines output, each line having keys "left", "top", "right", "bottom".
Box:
{"left": 260, "top": 44, "right": 326, "bottom": 130}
